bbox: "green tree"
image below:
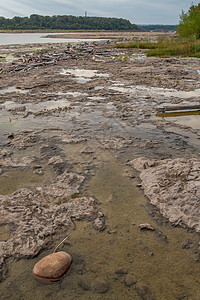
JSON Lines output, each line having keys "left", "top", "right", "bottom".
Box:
{"left": 177, "top": 3, "right": 200, "bottom": 38}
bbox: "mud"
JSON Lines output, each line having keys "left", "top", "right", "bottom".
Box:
{"left": 0, "top": 32, "right": 199, "bottom": 299}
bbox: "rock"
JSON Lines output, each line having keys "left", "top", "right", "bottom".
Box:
{"left": 154, "top": 229, "right": 168, "bottom": 244}
{"left": 124, "top": 274, "right": 137, "bottom": 287}
{"left": 129, "top": 157, "right": 200, "bottom": 232}
{"left": 181, "top": 238, "right": 193, "bottom": 249}
{"left": 115, "top": 267, "right": 129, "bottom": 276}
{"left": 78, "top": 279, "right": 91, "bottom": 291}
{"left": 33, "top": 251, "right": 72, "bottom": 283}
{"left": 34, "top": 169, "right": 44, "bottom": 175}
{"left": 138, "top": 240, "right": 154, "bottom": 257}
{"left": 92, "top": 278, "right": 109, "bottom": 294}
{"left": 48, "top": 156, "right": 64, "bottom": 165}
{"left": 93, "top": 216, "right": 106, "bottom": 231}
{"left": 138, "top": 223, "right": 155, "bottom": 231}
{"left": 136, "top": 283, "right": 155, "bottom": 300}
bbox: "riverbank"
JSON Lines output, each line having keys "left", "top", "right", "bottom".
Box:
{"left": 0, "top": 32, "right": 200, "bottom": 299}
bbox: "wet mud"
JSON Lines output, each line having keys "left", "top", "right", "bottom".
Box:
{"left": 0, "top": 32, "right": 200, "bottom": 299}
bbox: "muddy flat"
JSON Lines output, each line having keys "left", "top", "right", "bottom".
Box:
{"left": 0, "top": 32, "right": 200, "bottom": 300}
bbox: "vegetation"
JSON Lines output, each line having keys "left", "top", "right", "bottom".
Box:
{"left": 138, "top": 25, "right": 177, "bottom": 32}
{"left": 0, "top": 14, "right": 139, "bottom": 31}
{"left": 114, "top": 36, "right": 200, "bottom": 58}
{"left": 177, "top": 3, "right": 200, "bottom": 38}
{"left": 114, "top": 4, "right": 200, "bottom": 58}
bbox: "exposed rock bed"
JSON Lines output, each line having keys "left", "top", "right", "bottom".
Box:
{"left": 129, "top": 157, "right": 200, "bottom": 232}
{"left": 0, "top": 171, "right": 98, "bottom": 281}
{"left": 0, "top": 32, "right": 199, "bottom": 297}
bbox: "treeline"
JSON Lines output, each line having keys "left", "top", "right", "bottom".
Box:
{"left": 138, "top": 25, "right": 177, "bottom": 32}
{"left": 0, "top": 14, "right": 139, "bottom": 31}
{"left": 177, "top": 3, "right": 200, "bottom": 38}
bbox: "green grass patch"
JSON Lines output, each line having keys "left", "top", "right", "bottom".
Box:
{"left": 114, "top": 37, "right": 200, "bottom": 58}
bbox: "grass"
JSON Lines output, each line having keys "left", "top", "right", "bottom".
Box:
{"left": 114, "top": 36, "right": 200, "bottom": 58}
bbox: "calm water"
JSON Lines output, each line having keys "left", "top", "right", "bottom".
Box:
{"left": 0, "top": 33, "right": 104, "bottom": 46}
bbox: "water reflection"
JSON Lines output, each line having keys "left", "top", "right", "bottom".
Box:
{"left": 157, "top": 110, "right": 200, "bottom": 130}
{"left": 0, "top": 33, "right": 105, "bottom": 46}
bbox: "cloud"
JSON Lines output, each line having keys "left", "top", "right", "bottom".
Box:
{"left": 0, "top": 0, "right": 199, "bottom": 24}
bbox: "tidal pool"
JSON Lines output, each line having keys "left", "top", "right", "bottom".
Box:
{"left": 1, "top": 146, "right": 199, "bottom": 300}
{"left": 0, "top": 86, "right": 28, "bottom": 94}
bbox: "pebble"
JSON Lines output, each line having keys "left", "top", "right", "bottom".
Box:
{"left": 138, "top": 223, "right": 155, "bottom": 231}
{"left": 136, "top": 283, "right": 155, "bottom": 300}
{"left": 124, "top": 274, "right": 137, "bottom": 287}
{"left": 115, "top": 267, "right": 129, "bottom": 276}
{"left": 78, "top": 279, "right": 91, "bottom": 291}
{"left": 92, "top": 278, "right": 109, "bottom": 294}
{"left": 93, "top": 216, "right": 106, "bottom": 231}
{"left": 33, "top": 251, "right": 72, "bottom": 283}
{"left": 34, "top": 169, "right": 44, "bottom": 175}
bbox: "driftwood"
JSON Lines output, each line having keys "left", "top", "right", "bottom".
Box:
{"left": 2, "top": 43, "right": 113, "bottom": 74}
{"left": 157, "top": 105, "right": 200, "bottom": 113}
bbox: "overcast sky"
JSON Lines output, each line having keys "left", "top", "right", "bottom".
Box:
{"left": 0, "top": 1, "right": 199, "bottom": 24}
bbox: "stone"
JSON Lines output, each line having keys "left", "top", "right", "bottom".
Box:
{"left": 136, "top": 283, "right": 155, "bottom": 300}
{"left": 124, "top": 274, "right": 137, "bottom": 287}
{"left": 93, "top": 216, "right": 106, "bottom": 231}
{"left": 92, "top": 278, "right": 109, "bottom": 294}
{"left": 78, "top": 279, "right": 91, "bottom": 291}
{"left": 138, "top": 223, "right": 155, "bottom": 231}
{"left": 33, "top": 251, "right": 72, "bottom": 283}
{"left": 115, "top": 267, "right": 129, "bottom": 276}
{"left": 129, "top": 157, "right": 200, "bottom": 232}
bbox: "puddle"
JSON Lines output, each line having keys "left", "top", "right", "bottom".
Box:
{"left": 0, "top": 86, "right": 28, "bottom": 94}
{"left": 60, "top": 91, "right": 88, "bottom": 97}
{"left": 32, "top": 99, "right": 71, "bottom": 111}
{"left": 88, "top": 96, "right": 105, "bottom": 101}
{"left": 0, "top": 169, "right": 52, "bottom": 195}
{"left": 157, "top": 110, "right": 200, "bottom": 130}
{"left": 197, "top": 70, "right": 200, "bottom": 75}
{"left": 1, "top": 99, "right": 71, "bottom": 112}
{"left": 109, "top": 85, "right": 200, "bottom": 99}
{"left": 1, "top": 148, "right": 200, "bottom": 300}
{"left": 60, "top": 68, "right": 109, "bottom": 83}
{"left": 45, "top": 91, "right": 88, "bottom": 97}
{"left": 1, "top": 101, "right": 26, "bottom": 110}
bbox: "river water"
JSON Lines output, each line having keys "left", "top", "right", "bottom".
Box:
{"left": 0, "top": 32, "right": 103, "bottom": 46}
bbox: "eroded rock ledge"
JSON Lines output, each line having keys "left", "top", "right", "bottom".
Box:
{"left": 129, "top": 157, "right": 200, "bottom": 232}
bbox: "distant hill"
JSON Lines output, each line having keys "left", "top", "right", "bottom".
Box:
{"left": 0, "top": 15, "right": 139, "bottom": 31}
{"left": 138, "top": 25, "right": 177, "bottom": 32}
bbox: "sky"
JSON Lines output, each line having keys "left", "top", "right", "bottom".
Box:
{"left": 0, "top": 1, "right": 199, "bottom": 25}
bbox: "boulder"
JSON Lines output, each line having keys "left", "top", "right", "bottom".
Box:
{"left": 33, "top": 251, "right": 72, "bottom": 284}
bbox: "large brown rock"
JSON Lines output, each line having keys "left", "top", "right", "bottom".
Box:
{"left": 33, "top": 251, "right": 72, "bottom": 284}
